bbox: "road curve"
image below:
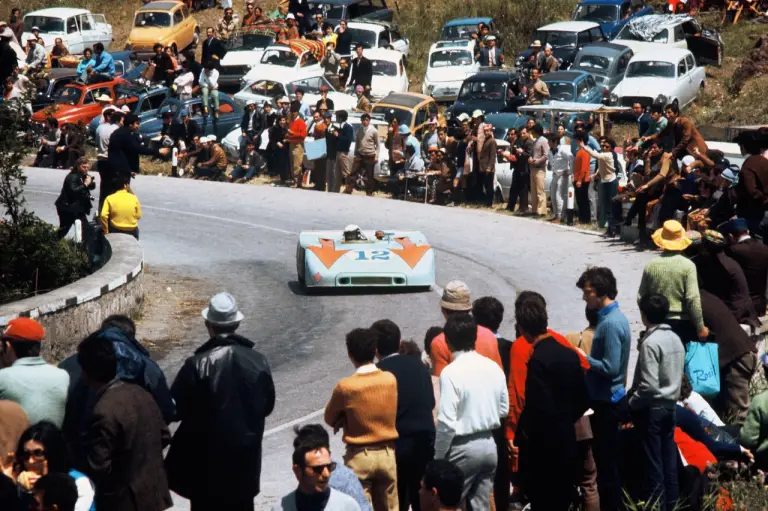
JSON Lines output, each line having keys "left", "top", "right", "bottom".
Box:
{"left": 22, "top": 167, "right": 655, "bottom": 508}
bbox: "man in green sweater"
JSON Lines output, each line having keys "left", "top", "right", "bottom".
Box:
{"left": 739, "top": 354, "right": 768, "bottom": 470}
{"left": 638, "top": 220, "right": 708, "bottom": 343}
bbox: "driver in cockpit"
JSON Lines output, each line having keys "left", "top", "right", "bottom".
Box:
{"left": 343, "top": 224, "right": 367, "bottom": 242}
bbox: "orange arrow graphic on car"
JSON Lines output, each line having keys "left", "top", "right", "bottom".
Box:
{"left": 391, "top": 237, "right": 431, "bottom": 269}
{"left": 307, "top": 239, "right": 349, "bottom": 269}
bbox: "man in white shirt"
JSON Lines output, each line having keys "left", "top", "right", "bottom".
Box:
{"left": 435, "top": 314, "right": 508, "bottom": 511}
{"left": 547, "top": 134, "right": 574, "bottom": 223}
{"left": 348, "top": 113, "right": 379, "bottom": 196}
{"left": 198, "top": 61, "right": 220, "bottom": 118}
{"left": 580, "top": 137, "right": 619, "bottom": 235}
{"left": 96, "top": 110, "right": 122, "bottom": 213}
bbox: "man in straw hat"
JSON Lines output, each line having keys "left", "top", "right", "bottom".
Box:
{"left": 638, "top": 220, "right": 709, "bottom": 343}
{"left": 167, "top": 292, "right": 275, "bottom": 511}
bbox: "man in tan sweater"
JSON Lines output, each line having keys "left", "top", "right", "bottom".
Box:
{"left": 325, "top": 328, "right": 399, "bottom": 511}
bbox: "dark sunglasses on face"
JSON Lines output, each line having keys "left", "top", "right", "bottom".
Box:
{"left": 23, "top": 449, "right": 46, "bottom": 460}
{"left": 308, "top": 462, "right": 337, "bottom": 474}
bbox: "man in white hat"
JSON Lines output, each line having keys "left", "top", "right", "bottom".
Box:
{"left": 529, "top": 40, "right": 545, "bottom": 73}
{"left": 476, "top": 35, "right": 503, "bottom": 68}
{"left": 167, "top": 292, "right": 275, "bottom": 511}
{"left": 543, "top": 43, "right": 559, "bottom": 73}
{"left": 195, "top": 134, "right": 228, "bottom": 180}
{"left": 22, "top": 35, "right": 46, "bottom": 76}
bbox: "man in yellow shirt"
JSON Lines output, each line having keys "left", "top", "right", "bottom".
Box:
{"left": 100, "top": 176, "right": 142, "bottom": 239}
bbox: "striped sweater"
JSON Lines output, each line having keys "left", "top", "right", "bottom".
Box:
{"left": 637, "top": 253, "right": 705, "bottom": 331}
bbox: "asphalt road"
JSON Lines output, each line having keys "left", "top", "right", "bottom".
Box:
{"left": 23, "top": 167, "right": 656, "bottom": 509}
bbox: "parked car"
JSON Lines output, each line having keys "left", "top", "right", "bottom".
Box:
{"left": 138, "top": 94, "right": 242, "bottom": 140}
{"left": 88, "top": 84, "right": 171, "bottom": 140}
{"left": 125, "top": 1, "right": 199, "bottom": 59}
{"left": 609, "top": 48, "right": 705, "bottom": 109}
{"left": 371, "top": 92, "right": 439, "bottom": 139}
{"left": 335, "top": 21, "right": 409, "bottom": 58}
{"left": 30, "top": 78, "right": 127, "bottom": 127}
{"left": 366, "top": 48, "right": 409, "bottom": 100}
{"left": 422, "top": 40, "right": 479, "bottom": 103}
{"left": 241, "top": 40, "right": 325, "bottom": 88}
{"left": 439, "top": 17, "right": 496, "bottom": 41}
{"left": 313, "top": 0, "right": 394, "bottom": 24}
{"left": 516, "top": 21, "right": 607, "bottom": 71}
{"left": 543, "top": 69, "right": 608, "bottom": 100}
{"left": 233, "top": 68, "right": 356, "bottom": 111}
{"left": 444, "top": 70, "right": 525, "bottom": 121}
{"left": 613, "top": 14, "right": 723, "bottom": 66}
{"left": 572, "top": 0, "right": 652, "bottom": 40}
{"left": 571, "top": 42, "right": 633, "bottom": 91}
{"left": 21, "top": 8, "right": 113, "bottom": 53}
{"left": 219, "top": 26, "right": 283, "bottom": 90}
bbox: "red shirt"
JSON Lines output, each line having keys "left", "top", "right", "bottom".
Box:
{"left": 431, "top": 325, "right": 502, "bottom": 377}
{"left": 573, "top": 149, "right": 592, "bottom": 185}
{"left": 287, "top": 117, "right": 307, "bottom": 145}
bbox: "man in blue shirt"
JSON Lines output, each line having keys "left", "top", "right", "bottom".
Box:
{"left": 76, "top": 48, "right": 95, "bottom": 80}
{"left": 87, "top": 42, "right": 115, "bottom": 84}
{"left": 576, "top": 266, "right": 631, "bottom": 511}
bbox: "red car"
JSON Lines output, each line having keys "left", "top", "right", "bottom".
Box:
{"left": 31, "top": 78, "right": 128, "bottom": 127}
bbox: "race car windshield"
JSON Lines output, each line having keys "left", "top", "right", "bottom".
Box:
{"left": 626, "top": 61, "right": 675, "bottom": 78}
{"left": 457, "top": 80, "right": 504, "bottom": 101}
{"left": 439, "top": 24, "right": 477, "bottom": 40}
{"left": 534, "top": 30, "right": 577, "bottom": 48}
{"left": 573, "top": 55, "right": 612, "bottom": 74}
{"left": 371, "top": 60, "right": 397, "bottom": 76}
{"left": 573, "top": 4, "right": 619, "bottom": 23}
{"left": 134, "top": 12, "right": 171, "bottom": 28}
{"left": 429, "top": 50, "right": 473, "bottom": 68}
{"left": 544, "top": 81, "right": 577, "bottom": 101}
{"left": 260, "top": 49, "right": 298, "bottom": 67}
{"left": 345, "top": 28, "right": 377, "bottom": 48}
{"left": 23, "top": 16, "right": 65, "bottom": 34}
{"left": 55, "top": 86, "right": 82, "bottom": 105}
{"left": 371, "top": 106, "right": 413, "bottom": 127}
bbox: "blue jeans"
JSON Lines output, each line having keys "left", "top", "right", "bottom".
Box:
{"left": 230, "top": 164, "right": 257, "bottom": 181}
{"left": 632, "top": 406, "right": 679, "bottom": 511}
{"left": 599, "top": 179, "right": 619, "bottom": 229}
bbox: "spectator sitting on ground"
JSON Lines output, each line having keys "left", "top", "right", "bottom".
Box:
{"left": 194, "top": 135, "right": 228, "bottom": 180}
{"left": 679, "top": 374, "right": 725, "bottom": 428}
{"left": 418, "top": 459, "right": 464, "bottom": 511}
{"left": 229, "top": 139, "right": 262, "bottom": 183}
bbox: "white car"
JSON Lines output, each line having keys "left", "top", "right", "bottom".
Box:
{"left": 218, "top": 30, "right": 279, "bottom": 88}
{"left": 422, "top": 40, "right": 479, "bottom": 102}
{"left": 610, "top": 48, "right": 705, "bottom": 110}
{"left": 234, "top": 68, "right": 357, "bottom": 111}
{"left": 336, "top": 21, "right": 409, "bottom": 57}
{"left": 365, "top": 48, "right": 409, "bottom": 100}
{"left": 241, "top": 43, "right": 323, "bottom": 88}
{"left": 21, "top": 8, "right": 112, "bottom": 53}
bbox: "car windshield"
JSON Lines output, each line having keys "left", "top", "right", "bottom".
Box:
{"left": 439, "top": 23, "right": 477, "bottom": 40}
{"left": 371, "top": 60, "right": 397, "bottom": 76}
{"left": 535, "top": 30, "right": 577, "bottom": 48}
{"left": 457, "top": 80, "right": 504, "bottom": 101}
{"left": 345, "top": 28, "right": 377, "bottom": 48}
{"left": 249, "top": 80, "right": 284, "bottom": 98}
{"left": 260, "top": 49, "right": 298, "bottom": 67}
{"left": 429, "top": 49, "right": 473, "bottom": 68}
{"left": 371, "top": 106, "right": 413, "bottom": 128}
{"left": 573, "top": 4, "right": 619, "bottom": 23}
{"left": 626, "top": 61, "right": 675, "bottom": 78}
{"left": 544, "top": 81, "right": 577, "bottom": 101}
{"left": 229, "top": 33, "right": 274, "bottom": 51}
{"left": 134, "top": 12, "right": 171, "bottom": 28}
{"left": 23, "top": 16, "right": 65, "bottom": 34}
{"left": 55, "top": 86, "right": 82, "bottom": 105}
{"left": 574, "top": 54, "right": 612, "bottom": 74}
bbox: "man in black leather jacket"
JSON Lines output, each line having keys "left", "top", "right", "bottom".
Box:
{"left": 55, "top": 157, "right": 95, "bottom": 239}
{"left": 166, "top": 292, "right": 276, "bottom": 511}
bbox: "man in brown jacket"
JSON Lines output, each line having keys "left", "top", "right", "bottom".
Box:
{"left": 478, "top": 123, "right": 497, "bottom": 206}
{"left": 426, "top": 146, "right": 453, "bottom": 205}
{"left": 78, "top": 333, "right": 172, "bottom": 511}
{"left": 665, "top": 102, "right": 707, "bottom": 159}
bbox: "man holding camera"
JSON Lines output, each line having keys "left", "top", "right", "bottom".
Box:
{"left": 55, "top": 157, "right": 96, "bottom": 240}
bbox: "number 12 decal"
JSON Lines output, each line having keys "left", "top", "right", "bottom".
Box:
{"left": 355, "top": 250, "right": 391, "bottom": 261}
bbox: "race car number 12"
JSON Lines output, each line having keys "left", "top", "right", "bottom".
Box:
{"left": 354, "top": 250, "right": 391, "bottom": 261}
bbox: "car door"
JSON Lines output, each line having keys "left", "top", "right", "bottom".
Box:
{"left": 65, "top": 17, "right": 84, "bottom": 54}
{"left": 494, "top": 144, "right": 512, "bottom": 201}
{"left": 390, "top": 28, "right": 409, "bottom": 55}
{"left": 675, "top": 57, "right": 691, "bottom": 106}
{"left": 684, "top": 53, "right": 700, "bottom": 105}
{"left": 215, "top": 97, "right": 241, "bottom": 138}
{"left": 672, "top": 24, "right": 687, "bottom": 49}
{"left": 612, "top": 50, "right": 631, "bottom": 90}
{"left": 575, "top": 77, "right": 590, "bottom": 103}
{"left": 171, "top": 8, "right": 184, "bottom": 48}
{"left": 682, "top": 20, "right": 720, "bottom": 66}
{"left": 89, "top": 14, "right": 111, "bottom": 49}
{"left": 78, "top": 14, "right": 101, "bottom": 50}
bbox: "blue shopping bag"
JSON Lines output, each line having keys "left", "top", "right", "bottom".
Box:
{"left": 684, "top": 342, "right": 720, "bottom": 398}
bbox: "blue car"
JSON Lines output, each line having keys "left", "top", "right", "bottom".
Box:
{"left": 88, "top": 84, "right": 171, "bottom": 142}
{"left": 137, "top": 93, "right": 243, "bottom": 141}
{"left": 439, "top": 17, "right": 496, "bottom": 41}
{"left": 540, "top": 70, "right": 607, "bottom": 128}
{"left": 572, "top": 0, "right": 652, "bottom": 40}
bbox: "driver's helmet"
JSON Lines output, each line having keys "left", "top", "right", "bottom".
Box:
{"left": 343, "top": 224, "right": 362, "bottom": 241}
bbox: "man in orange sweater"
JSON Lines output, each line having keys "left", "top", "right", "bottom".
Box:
{"left": 286, "top": 102, "right": 307, "bottom": 188}
{"left": 429, "top": 280, "right": 502, "bottom": 377}
{"left": 325, "top": 328, "right": 399, "bottom": 511}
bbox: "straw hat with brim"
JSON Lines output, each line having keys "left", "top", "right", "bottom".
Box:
{"left": 202, "top": 292, "right": 244, "bottom": 326}
{"left": 652, "top": 220, "right": 691, "bottom": 251}
{"left": 531, "top": 40, "right": 542, "bottom": 48}
{"left": 440, "top": 280, "right": 472, "bottom": 312}
{"left": 703, "top": 229, "right": 726, "bottom": 247}
{"left": 96, "top": 94, "right": 112, "bottom": 103}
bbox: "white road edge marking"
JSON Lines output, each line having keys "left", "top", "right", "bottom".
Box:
{"left": 264, "top": 409, "right": 325, "bottom": 437}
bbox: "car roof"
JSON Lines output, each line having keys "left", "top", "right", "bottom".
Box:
{"left": 628, "top": 13, "right": 690, "bottom": 27}
{"left": 543, "top": 70, "right": 589, "bottom": 82}
{"left": 538, "top": 21, "right": 600, "bottom": 32}
{"left": 629, "top": 47, "right": 693, "bottom": 61}
{"left": 376, "top": 92, "right": 432, "bottom": 109}
{"left": 25, "top": 8, "right": 91, "bottom": 18}
{"left": 139, "top": 1, "right": 184, "bottom": 11}
{"left": 443, "top": 17, "right": 493, "bottom": 27}
{"left": 466, "top": 70, "right": 518, "bottom": 81}
{"left": 363, "top": 48, "right": 404, "bottom": 62}
{"left": 578, "top": 42, "right": 631, "bottom": 56}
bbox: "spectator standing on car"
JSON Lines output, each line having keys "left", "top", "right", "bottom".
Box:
{"left": 541, "top": 44, "right": 558, "bottom": 73}
{"left": 476, "top": 36, "right": 502, "bottom": 68}
{"left": 173, "top": 59, "right": 194, "bottom": 101}
{"left": 54, "top": 157, "right": 95, "bottom": 240}
{"left": 372, "top": 320, "right": 435, "bottom": 511}
{"left": 548, "top": 133, "right": 573, "bottom": 223}
{"left": 167, "top": 292, "right": 275, "bottom": 511}
{"left": 576, "top": 267, "right": 631, "bottom": 511}
{"left": 336, "top": 19, "right": 353, "bottom": 56}
{"left": 0, "top": 318, "right": 69, "bottom": 428}
{"left": 526, "top": 69, "right": 550, "bottom": 105}
{"left": 286, "top": 102, "right": 308, "bottom": 187}
{"left": 202, "top": 27, "right": 227, "bottom": 69}
{"left": 434, "top": 314, "right": 508, "bottom": 511}
{"left": 324, "top": 328, "right": 399, "bottom": 511}
{"left": 85, "top": 42, "right": 114, "bottom": 83}
{"left": 348, "top": 44, "right": 373, "bottom": 93}
{"left": 230, "top": 139, "right": 262, "bottom": 183}
{"left": 528, "top": 124, "right": 548, "bottom": 216}
{"left": 347, "top": 112, "right": 379, "bottom": 196}
{"left": 628, "top": 294, "right": 684, "bottom": 511}
{"left": 198, "top": 60, "right": 220, "bottom": 117}
{"left": 572, "top": 132, "right": 593, "bottom": 224}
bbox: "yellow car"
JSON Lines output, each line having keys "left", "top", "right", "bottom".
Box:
{"left": 371, "top": 92, "right": 442, "bottom": 140}
{"left": 125, "top": 1, "right": 199, "bottom": 59}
